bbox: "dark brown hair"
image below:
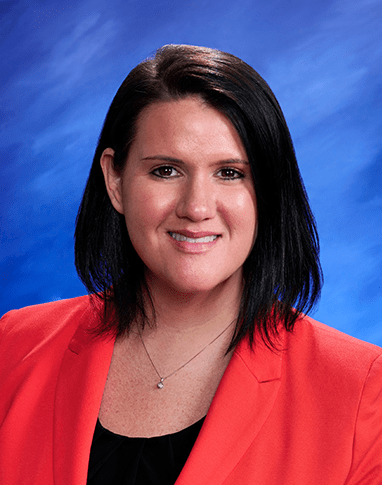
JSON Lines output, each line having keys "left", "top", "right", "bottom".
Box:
{"left": 75, "top": 44, "right": 322, "bottom": 351}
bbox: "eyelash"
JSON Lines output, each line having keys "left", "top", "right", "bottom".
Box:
{"left": 217, "top": 168, "right": 244, "bottom": 180}
{"left": 151, "top": 166, "right": 245, "bottom": 180}
{"left": 151, "top": 166, "right": 180, "bottom": 178}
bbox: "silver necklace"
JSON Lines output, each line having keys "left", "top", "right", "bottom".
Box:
{"left": 139, "top": 320, "right": 235, "bottom": 389}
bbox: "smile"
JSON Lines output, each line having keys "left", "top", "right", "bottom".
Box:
{"left": 169, "top": 232, "right": 218, "bottom": 243}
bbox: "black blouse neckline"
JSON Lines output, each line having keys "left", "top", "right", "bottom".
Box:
{"left": 87, "top": 416, "right": 205, "bottom": 484}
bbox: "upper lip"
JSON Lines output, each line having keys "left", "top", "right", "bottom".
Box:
{"left": 168, "top": 230, "right": 221, "bottom": 238}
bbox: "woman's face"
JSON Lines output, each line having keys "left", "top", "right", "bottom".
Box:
{"left": 101, "top": 97, "right": 257, "bottom": 295}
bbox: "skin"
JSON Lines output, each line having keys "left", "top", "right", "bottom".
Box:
{"left": 99, "top": 97, "right": 258, "bottom": 436}
{"left": 101, "top": 96, "right": 257, "bottom": 302}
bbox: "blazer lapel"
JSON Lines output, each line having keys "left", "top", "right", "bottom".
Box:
{"left": 53, "top": 314, "right": 114, "bottom": 485}
{"left": 177, "top": 335, "right": 283, "bottom": 485}
{"left": 53, "top": 308, "right": 283, "bottom": 485}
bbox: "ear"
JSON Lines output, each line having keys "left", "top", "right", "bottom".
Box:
{"left": 100, "top": 148, "right": 124, "bottom": 214}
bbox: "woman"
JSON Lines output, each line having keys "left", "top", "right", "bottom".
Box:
{"left": 0, "top": 45, "right": 381, "bottom": 484}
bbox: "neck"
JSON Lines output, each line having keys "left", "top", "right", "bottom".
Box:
{"left": 140, "top": 272, "right": 242, "bottom": 348}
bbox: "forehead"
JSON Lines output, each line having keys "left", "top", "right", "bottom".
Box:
{"left": 133, "top": 97, "right": 247, "bottom": 159}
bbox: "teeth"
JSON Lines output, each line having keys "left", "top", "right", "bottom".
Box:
{"left": 170, "top": 232, "right": 218, "bottom": 243}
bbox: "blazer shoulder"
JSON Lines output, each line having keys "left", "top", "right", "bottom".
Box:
{"left": 0, "top": 295, "right": 96, "bottom": 355}
{"left": 305, "top": 315, "right": 380, "bottom": 350}
{"left": 289, "top": 314, "right": 382, "bottom": 374}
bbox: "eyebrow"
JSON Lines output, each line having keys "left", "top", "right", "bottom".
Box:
{"left": 141, "top": 155, "right": 249, "bottom": 165}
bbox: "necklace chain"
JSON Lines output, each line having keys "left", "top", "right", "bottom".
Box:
{"left": 139, "top": 320, "right": 235, "bottom": 389}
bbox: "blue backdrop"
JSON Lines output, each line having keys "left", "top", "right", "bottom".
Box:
{"left": 1, "top": 0, "right": 381, "bottom": 345}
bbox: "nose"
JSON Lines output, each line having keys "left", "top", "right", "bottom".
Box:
{"left": 175, "top": 174, "right": 216, "bottom": 221}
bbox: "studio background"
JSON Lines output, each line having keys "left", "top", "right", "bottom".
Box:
{"left": 1, "top": 0, "right": 381, "bottom": 345}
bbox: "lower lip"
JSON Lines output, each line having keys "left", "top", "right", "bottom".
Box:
{"left": 168, "top": 233, "right": 220, "bottom": 253}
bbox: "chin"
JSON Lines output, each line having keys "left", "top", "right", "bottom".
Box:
{"left": 146, "top": 265, "right": 243, "bottom": 297}
{"left": 161, "top": 274, "right": 238, "bottom": 296}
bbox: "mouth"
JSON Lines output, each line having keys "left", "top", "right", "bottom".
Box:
{"left": 169, "top": 232, "right": 219, "bottom": 243}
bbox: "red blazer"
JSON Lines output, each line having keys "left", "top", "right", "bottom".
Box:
{"left": 1, "top": 296, "right": 382, "bottom": 484}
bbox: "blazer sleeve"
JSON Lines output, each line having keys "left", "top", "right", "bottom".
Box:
{"left": 344, "top": 353, "right": 382, "bottom": 484}
{"left": 0, "top": 311, "right": 10, "bottom": 342}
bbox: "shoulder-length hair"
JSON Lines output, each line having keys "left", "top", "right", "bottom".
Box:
{"left": 75, "top": 44, "right": 322, "bottom": 351}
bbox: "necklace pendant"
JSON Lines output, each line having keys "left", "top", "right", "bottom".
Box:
{"left": 157, "top": 378, "right": 164, "bottom": 389}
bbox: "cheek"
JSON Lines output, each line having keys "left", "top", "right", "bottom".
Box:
{"left": 224, "top": 190, "right": 258, "bottom": 241}
{"left": 122, "top": 183, "right": 176, "bottom": 237}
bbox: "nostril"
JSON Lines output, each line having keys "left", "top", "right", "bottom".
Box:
{"left": 175, "top": 186, "right": 215, "bottom": 221}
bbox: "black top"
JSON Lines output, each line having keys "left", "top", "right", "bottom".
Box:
{"left": 87, "top": 417, "right": 205, "bottom": 485}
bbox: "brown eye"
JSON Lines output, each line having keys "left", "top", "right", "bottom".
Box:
{"left": 152, "top": 166, "right": 179, "bottom": 178}
{"left": 218, "top": 168, "right": 244, "bottom": 180}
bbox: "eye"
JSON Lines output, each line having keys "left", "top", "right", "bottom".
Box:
{"left": 217, "top": 168, "right": 244, "bottom": 180}
{"left": 151, "top": 166, "right": 180, "bottom": 178}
